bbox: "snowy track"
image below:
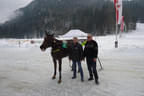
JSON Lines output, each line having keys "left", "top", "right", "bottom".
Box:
{"left": 0, "top": 23, "right": 144, "bottom": 96}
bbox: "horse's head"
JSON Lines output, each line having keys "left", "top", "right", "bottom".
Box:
{"left": 40, "top": 31, "right": 54, "bottom": 51}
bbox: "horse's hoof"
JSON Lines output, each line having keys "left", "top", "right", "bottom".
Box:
{"left": 58, "top": 80, "right": 62, "bottom": 84}
{"left": 52, "top": 76, "right": 56, "bottom": 80}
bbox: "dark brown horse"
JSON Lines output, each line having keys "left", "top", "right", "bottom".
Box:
{"left": 40, "top": 32, "right": 70, "bottom": 84}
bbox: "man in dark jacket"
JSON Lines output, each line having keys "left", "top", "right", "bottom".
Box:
{"left": 69, "top": 37, "right": 84, "bottom": 82}
{"left": 84, "top": 34, "right": 99, "bottom": 84}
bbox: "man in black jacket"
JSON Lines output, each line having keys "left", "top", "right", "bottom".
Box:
{"left": 69, "top": 37, "right": 84, "bottom": 82}
{"left": 84, "top": 34, "right": 99, "bottom": 84}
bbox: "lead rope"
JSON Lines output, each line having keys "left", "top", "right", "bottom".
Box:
{"left": 69, "top": 60, "right": 72, "bottom": 68}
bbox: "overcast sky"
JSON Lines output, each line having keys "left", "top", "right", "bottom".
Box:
{"left": 0, "top": 0, "right": 33, "bottom": 24}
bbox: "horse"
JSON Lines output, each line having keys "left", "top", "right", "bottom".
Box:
{"left": 40, "top": 32, "right": 71, "bottom": 84}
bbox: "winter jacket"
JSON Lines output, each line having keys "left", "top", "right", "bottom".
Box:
{"left": 69, "top": 43, "right": 84, "bottom": 61}
{"left": 84, "top": 40, "right": 98, "bottom": 58}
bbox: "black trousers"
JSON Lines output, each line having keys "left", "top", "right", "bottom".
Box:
{"left": 86, "top": 58, "right": 98, "bottom": 80}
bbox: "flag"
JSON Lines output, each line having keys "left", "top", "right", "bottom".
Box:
{"left": 120, "top": 16, "right": 124, "bottom": 32}
{"left": 114, "top": 0, "right": 123, "bottom": 24}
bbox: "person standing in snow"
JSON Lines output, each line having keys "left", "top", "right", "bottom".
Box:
{"left": 84, "top": 34, "right": 99, "bottom": 84}
{"left": 69, "top": 37, "right": 84, "bottom": 82}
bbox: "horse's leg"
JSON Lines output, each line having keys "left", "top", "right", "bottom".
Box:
{"left": 58, "top": 59, "right": 62, "bottom": 83}
{"left": 52, "top": 58, "right": 57, "bottom": 80}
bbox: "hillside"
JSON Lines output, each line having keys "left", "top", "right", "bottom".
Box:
{"left": 0, "top": 0, "right": 140, "bottom": 38}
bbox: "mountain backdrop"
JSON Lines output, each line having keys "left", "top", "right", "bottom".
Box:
{"left": 0, "top": 0, "right": 143, "bottom": 38}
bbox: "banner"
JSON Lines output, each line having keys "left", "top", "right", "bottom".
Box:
{"left": 114, "top": 0, "right": 123, "bottom": 24}
{"left": 120, "top": 16, "right": 124, "bottom": 32}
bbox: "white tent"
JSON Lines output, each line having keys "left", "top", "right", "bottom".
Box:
{"left": 61, "top": 29, "right": 88, "bottom": 37}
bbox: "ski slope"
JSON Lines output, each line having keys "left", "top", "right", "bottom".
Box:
{"left": 0, "top": 23, "right": 144, "bottom": 96}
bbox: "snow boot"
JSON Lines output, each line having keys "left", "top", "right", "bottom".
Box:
{"left": 95, "top": 80, "right": 99, "bottom": 85}
{"left": 88, "top": 77, "right": 94, "bottom": 81}
{"left": 72, "top": 76, "right": 76, "bottom": 79}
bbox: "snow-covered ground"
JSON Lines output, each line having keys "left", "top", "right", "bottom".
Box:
{"left": 0, "top": 23, "right": 144, "bottom": 96}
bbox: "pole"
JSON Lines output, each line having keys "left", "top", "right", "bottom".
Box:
{"left": 98, "top": 57, "right": 103, "bottom": 70}
{"left": 115, "top": 21, "right": 118, "bottom": 48}
{"left": 19, "top": 41, "right": 21, "bottom": 47}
